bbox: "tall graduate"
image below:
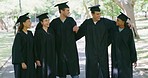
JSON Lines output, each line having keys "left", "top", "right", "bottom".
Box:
{"left": 34, "top": 13, "right": 56, "bottom": 78}
{"left": 50, "top": 2, "right": 80, "bottom": 78}
{"left": 111, "top": 12, "right": 137, "bottom": 78}
{"left": 12, "top": 13, "right": 36, "bottom": 78}
{"left": 76, "top": 5, "right": 116, "bottom": 78}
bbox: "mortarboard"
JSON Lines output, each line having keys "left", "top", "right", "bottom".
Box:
{"left": 54, "top": 1, "right": 69, "bottom": 10}
{"left": 117, "top": 12, "right": 130, "bottom": 22}
{"left": 15, "top": 13, "right": 30, "bottom": 24}
{"left": 36, "top": 13, "right": 49, "bottom": 21}
{"left": 89, "top": 4, "right": 101, "bottom": 12}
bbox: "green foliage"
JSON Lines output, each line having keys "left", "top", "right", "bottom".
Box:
{"left": 0, "top": 0, "right": 148, "bottom": 20}
{"left": 101, "top": 0, "right": 121, "bottom": 19}
{"left": 135, "top": 0, "right": 148, "bottom": 12}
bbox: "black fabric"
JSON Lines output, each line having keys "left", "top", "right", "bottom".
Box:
{"left": 117, "top": 12, "right": 130, "bottom": 22}
{"left": 111, "top": 26, "right": 137, "bottom": 78}
{"left": 76, "top": 18, "right": 116, "bottom": 78}
{"left": 54, "top": 2, "right": 69, "bottom": 10}
{"left": 89, "top": 4, "right": 100, "bottom": 12}
{"left": 37, "top": 13, "right": 48, "bottom": 21}
{"left": 15, "top": 13, "right": 30, "bottom": 24}
{"left": 12, "top": 30, "right": 36, "bottom": 78}
{"left": 14, "top": 64, "right": 21, "bottom": 78}
{"left": 50, "top": 17, "right": 80, "bottom": 77}
{"left": 34, "top": 28, "right": 56, "bottom": 78}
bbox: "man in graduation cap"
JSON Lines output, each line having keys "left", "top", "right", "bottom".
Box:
{"left": 111, "top": 12, "right": 137, "bottom": 78}
{"left": 76, "top": 5, "right": 116, "bottom": 78}
{"left": 50, "top": 2, "right": 80, "bottom": 78}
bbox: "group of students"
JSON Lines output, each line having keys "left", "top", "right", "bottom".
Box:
{"left": 12, "top": 1, "right": 137, "bottom": 78}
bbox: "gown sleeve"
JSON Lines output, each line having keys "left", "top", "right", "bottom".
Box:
{"left": 103, "top": 18, "right": 116, "bottom": 46}
{"left": 128, "top": 29, "right": 137, "bottom": 63}
{"left": 34, "top": 30, "right": 42, "bottom": 61}
{"left": 76, "top": 19, "right": 87, "bottom": 40}
{"left": 12, "top": 33, "right": 23, "bottom": 64}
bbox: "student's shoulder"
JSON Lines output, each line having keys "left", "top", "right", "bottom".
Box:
{"left": 27, "top": 30, "right": 34, "bottom": 36}
{"left": 15, "top": 31, "right": 23, "bottom": 38}
{"left": 101, "top": 17, "right": 116, "bottom": 24}
{"left": 35, "top": 28, "right": 43, "bottom": 33}
{"left": 82, "top": 18, "right": 91, "bottom": 22}
{"left": 126, "top": 26, "right": 132, "bottom": 33}
{"left": 67, "top": 17, "right": 76, "bottom": 21}
{"left": 27, "top": 30, "right": 33, "bottom": 33}
{"left": 101, "top": 17, "right": 112, "bottom": 21}
{"left": 51, "top": 17, "right": 60, "bottom": 22}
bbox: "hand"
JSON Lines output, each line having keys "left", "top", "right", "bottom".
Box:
{"left": 36, "top": 60, "right": 41, "bottom": 66}
{"left": 21, "top": 62, "right": 27, "bottom": 69}
{"left": 73, "top": 26, "right": 79, "bottom": 33}
{"left": 127, "top": 23, "right": 132, "bottom": 28}
{"left": 133, "top": 62, "right": 137, "bottom": 68}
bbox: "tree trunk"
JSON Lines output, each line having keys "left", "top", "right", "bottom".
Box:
{"left": 19, "top": 0, "right": 22, "bottom": 13}
{"left": 94, "top": 0, "right": 99, "bottom": 5}
{"left": 113, "top": 0, "right": 140, "bottom": 39}
{"left": 83, "top": 0, "right": 91, "bottom": 18}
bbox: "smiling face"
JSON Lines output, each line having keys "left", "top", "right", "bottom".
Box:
{"left": 61, "top": 8, "right": 70, "bottom": 17}
{"left": 41, "top": 18, "right": 50, "bottom": 27}
{"left": 23, "top": 19, "right": 31, "bottom": 29}
{"left": 116, "top": 18, "right": 125, "bottom": 27}
{"left": 91, "top": 11, "right": 101, "bottom": 21}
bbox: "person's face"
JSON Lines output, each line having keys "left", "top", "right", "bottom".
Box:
{"left": 61, "top": 8, "right": 70, "bottom": 17}
{"left": 116, "top": 18, "right": 124, "bottom": 27}
{"left": 92, "top": 11, "right": 101, "bottom": 21}
{"left": 41, "top": 18, "right": 50, "bottom": 27}
{"left": 23, "top": 19, "right": 31, "bottom": 28}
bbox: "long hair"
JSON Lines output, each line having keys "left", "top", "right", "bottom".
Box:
{"left": 124, "top": 22, "right": 131, "bottom": 29}
{"left": 35, "top": 22, "right": 42, "bottom": 30}
{"left": 17, "top": 23, "right": 24, "bottom": 32}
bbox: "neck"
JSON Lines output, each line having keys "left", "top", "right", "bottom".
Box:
{"left": 92, "top": 18, "right": 100, "bottom": 22}
{"left": 22, "top": 27, "right": 28, "bottom": 32}
{"left": 60, "top": 14, "right": 66, "bottom": 20}
{"left": 119, "top": 25, "right": 125, "bottom": 28}
{"left": 42, "top": 26, "right": 48, "bottom": 32}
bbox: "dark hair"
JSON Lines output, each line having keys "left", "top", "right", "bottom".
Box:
{"left": 91, "top": 11, "right": 95, "bottom": 14}
{"left": 17, "top": 18, "right": 30, "bottom": 31}
{"left": 59, "top": 8, "right": 67, "bottom": 13}
{"left": 17, "top": 23, "right": 24, "bottom": 31}
{"left": 35, "top": 22, "right": 43, "bottom": 30}
{"left": 91, "top": 11, "right": 100, "bottom": 14}
{"left": 124, "top": 22, "right": 130, "bottom": 28}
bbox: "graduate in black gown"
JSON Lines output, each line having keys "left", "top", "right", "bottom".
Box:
{"left": 111, "top": 12, "right": 137, "bottom": 78}
{"left": 34, "top": 13, "right": 56, "bottom": 78}
{"left": 50, "top": 2, "right": 80, "bottom": 78}
{"left": 12, "top": 13, "right": 36, "bottom": 78}
{"left": 76, "top": 5, "right": 115, "bottom": 78}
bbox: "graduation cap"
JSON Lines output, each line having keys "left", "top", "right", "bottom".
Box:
{"left": 89, "top": 4, "right": 101, "bottom": 12}
{"left": 36, "top": 13, "right": 49, "bottom": 21}
{"left": 54, "top": 1, "right": 69, "bottom": 10}
{"left": 15, "top": 13, "right": 30, "bottom": 24}
{"left": 117, "top": 12, "right": 130, "bottom": 22}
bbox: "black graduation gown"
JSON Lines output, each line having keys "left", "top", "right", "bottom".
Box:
{"left": 50, "top": 17, "right": 80, "bottom": 77}
{"left": 111, "top": 26, "right": 137, "bottom": 78}
{"left": 34, "top": 28, "right": 56, "bottom": 78}
{"left": 76, "top": 18, "right": 115, "bottom": 78}
{"left": 12, "top": 30, "right": 35, "bottom": 78}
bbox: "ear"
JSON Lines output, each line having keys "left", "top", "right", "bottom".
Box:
{"left": 91, "top": 13, "right": 94, "bottom": 16}
{"left": 61, "top": 9, "right": 64, "bottom": 13}
{"left": 23, "top": 22, "right": 26, "bottom": 26}
{"left": 41, "top": 21, "right": 43, "bottom": 25}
